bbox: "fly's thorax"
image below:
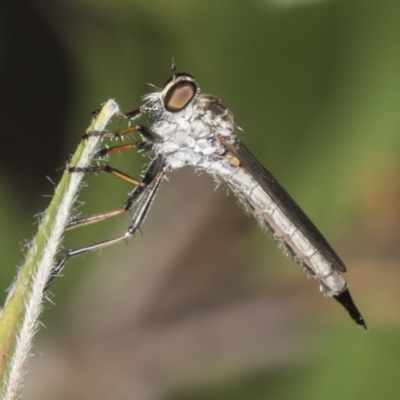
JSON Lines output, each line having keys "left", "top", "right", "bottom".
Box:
{"left": 197, "top": 94, "right": 235, "bottom": 133}
{"left": 152, "top": 120, "right": 227, "bottom": 170}
{"left": 150, "top": 95, "right": 237, "bottom": 170}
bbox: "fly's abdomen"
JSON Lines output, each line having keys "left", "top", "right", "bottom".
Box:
{"left": 224, "top": 165, "right": 347, "bottom": 297}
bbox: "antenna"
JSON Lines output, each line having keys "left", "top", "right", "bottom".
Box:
{"left": 171, "top": 57, "right": 177, "bottom": 79}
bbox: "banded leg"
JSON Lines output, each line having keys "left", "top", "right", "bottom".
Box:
{"left": 69, "top": 140, "right": 152, "bottom": 188}
{"left": 65, "top": 140, "right": 157, "bottom": 230}
{"left": 70, "top": 164, "right": 142, "bottom": 186}
{"left": 66, "top": 155, "right": 164, "bottom": 231}
{"left": 82, "top": 124, "right": 162, "bottom": 143}
{"left": 46, "top": 156, "right": 166, "bottom": 291}
{"left": 94, "top": 141, "right": 150, "bottom": 158}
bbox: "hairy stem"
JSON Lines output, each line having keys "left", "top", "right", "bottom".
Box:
{"left": 0, "top": 100, "right": 119, "bottom": 400}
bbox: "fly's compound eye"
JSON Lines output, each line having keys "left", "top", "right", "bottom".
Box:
{"left": 163, "top": 78, "right": 196, "bottom": 112}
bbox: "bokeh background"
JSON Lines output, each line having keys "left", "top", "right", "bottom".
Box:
{"left": 1, "top": 0, "right": 400, "bottom": 399}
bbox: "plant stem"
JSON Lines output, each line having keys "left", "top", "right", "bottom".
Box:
{"left": 0, "top": 99, "right": 119, "bottom": 400}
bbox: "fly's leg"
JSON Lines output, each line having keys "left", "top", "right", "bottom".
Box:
{"left": 45, "top": 156, "right": 166, "bottom": 291}
{"left": 65, "top": 156, "right": 163, "bottom": 231}
{"left": 69, "top": 134, "right": 156, "bottom": 187}
{"left": 82, "top": 125, "right": 162, "bottom": 143}
{"left": 66, "top": 122, "right": 163, "bottom": 231}
{"left": 94, "top": 141, "right": 151, "bottom": 157}
{"left": 70, "top": 163, "right": 142, "bottom": 186}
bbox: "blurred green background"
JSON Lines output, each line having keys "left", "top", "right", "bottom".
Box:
{"left": 1, "top": 0, "right": 400, "bottom": 399}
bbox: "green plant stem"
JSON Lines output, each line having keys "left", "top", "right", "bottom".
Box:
{"left": 0, "top": 99, "right": 119, "bottom": 400}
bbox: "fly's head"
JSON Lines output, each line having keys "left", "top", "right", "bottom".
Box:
{"left": 162, "top": 73, "right": 197, "bottom": 112}
{"left": 141, "top": 71, "right": 236, "bottom": 143}
{"left": 142, "top": 73, "right": 198, "bottom": 118}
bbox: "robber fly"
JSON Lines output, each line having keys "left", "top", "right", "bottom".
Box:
{"left": 50, "top": 64, "right": 366, "bottom": 328}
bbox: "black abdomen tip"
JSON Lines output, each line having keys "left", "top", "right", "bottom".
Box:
{"left": 334, "top": 289, "right": 367, "bottom": 329}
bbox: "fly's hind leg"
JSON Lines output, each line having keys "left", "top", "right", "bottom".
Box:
{"left": 45, "top": 155, "right": 166, "bottom": 292}
{"left": 65, "top": 155, "right": 164, "bottom": 231}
